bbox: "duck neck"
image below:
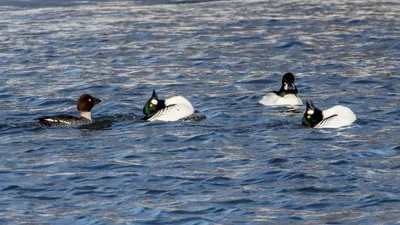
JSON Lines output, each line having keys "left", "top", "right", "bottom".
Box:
{"left": 275, "top": 87, "right": 298, "bottom": 97}
{"left": 80, "top": 111, "right": 92, "bottom": 121}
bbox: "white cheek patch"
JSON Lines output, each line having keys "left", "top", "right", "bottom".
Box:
{"left": 284, "top": 84, "right": 289, "bottom": 90}
{"left": 307, "top": 109, "right": 314, "bottom": 115}
{"left": 151, "top": 99, "right": 158, "bottom": 105}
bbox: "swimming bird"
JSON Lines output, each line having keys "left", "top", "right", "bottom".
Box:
{"left": 259, "top": 72, "right": 303, "bottom": 106}
{"left": 38, "top": 94, "right": 102, "bottom": 126}
{"left": 143, "top": 90, "right": 194, "bottom": 122}
{"left": 302, "top": 100, "right": 356, "bottom": 128}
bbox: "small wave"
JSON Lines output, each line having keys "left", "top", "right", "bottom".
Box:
{"left": 170, "top": 207, "right": 218, "bottom": 215}
{"left": 138, "top": 0, "right": 222, "bottom": 6}
{"left": 167, "top": 146, "right": 199, "bottom": 152}
{"left": 78, "top": 120, "right": 112, "bottom": 130}
{"left": 214, "top": 198, "right": 254, "bottom": 205}
{"left": 350, "top": 79, "right": 383, "bottom": 85}
{"left": 284, "top": 202, "right": 330, "bottom": 210}
{"left": 329, "top": 159, "right": 352, "bottom": 165}
{"left": 302, "top": 136, "right": 336, "bottom": 141}
{"left": 267, "top": 158, "right": 289, "bottom": 164}
{"left": 17, "top": 195, "right": 61, "bottom": 201}
{"left": 277, "top": 40, "right": 305, "bottom": 49}
{"left": 346, "top": 19, "right": 368, "bottom": 26}
{"left": 204, "top": 176, "right": 232, "bottom": 184}
{"left": 280, "top": 172, "right": 319, "bottom": 180}
{"left": 167, "top": 217, "right": 212, "bottom": 225}
{"left": 144, "top": 189, "right": 167, "bottom": 194}
{"left": 180, "top": 111, "right": 207, "bottom": 122}
{"left": 178, "top": 133, "right": 214, "bottom": 143}
{"left": 357, "top": 195, "right": 400, "bottom": 208}
{"left": 77, "top": 163, "right": 145, "bottom": 171}
{"left": 296, "top": 186, "right": 340, "bottom": 193}
{"left": 2, "top": 185, "right": 21, "bottom": 191}
{"left": 96, "top": 114, "right": 140, "bottom": 122}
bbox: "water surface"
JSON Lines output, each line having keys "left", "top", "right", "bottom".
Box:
{"left": 0, "top": 0, "right": 399, "bottom": 224}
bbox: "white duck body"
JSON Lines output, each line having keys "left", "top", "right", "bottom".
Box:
{"left": 259, "top": 92, "right": 303, "bottom": 106}
{"left": 315, "top": 105, "right": 357, "bottom": 128}
{"left": 147, "top": 96, "right": 195, "bottom": 122}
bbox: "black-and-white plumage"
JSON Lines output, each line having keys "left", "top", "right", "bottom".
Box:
{"left": 143, "top": 90, "right": 195, "bottom": 122}
{"left": 259, "top": 72, "right": 303, "bottom": 106}
{"left": 38, "top": 94, "right": 102, "bottom": 127}
{"left": 302, "top": 101, "right": 356, "bottom": 128}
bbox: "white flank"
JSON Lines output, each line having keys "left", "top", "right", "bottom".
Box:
{"left": 315, "top": 105, "right": 357, "bottom": 128}
{"left": 259, "top": 93, "right": 303, "bottom": 106}
{"left": 148, "top": 96, "right": 194, "bottom": 122}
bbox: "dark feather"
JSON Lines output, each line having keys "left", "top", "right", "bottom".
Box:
{"left": 146, "top": 104, "right": 176, "bottom": 121}
{"left": 38, "top": 115, "right": 80, "bottom": 126}
{"left": 316, "top": 114, "right": 338, "bottom": 127}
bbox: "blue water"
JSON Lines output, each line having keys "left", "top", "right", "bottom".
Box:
{"left": 1, "top": 0, "right": 399, "bottom": 224}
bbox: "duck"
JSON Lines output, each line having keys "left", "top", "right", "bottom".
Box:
{"left": 37, "top": 94, "right": 102, "bottom": 127}
{"left": 143, "top": 90, "right": 195, "bottom": 122}
{"left": 302, "top": 100, "right": 356, "bottom": 128}
{"left": 259, "top": 72, "right": 303, "bottom": 106}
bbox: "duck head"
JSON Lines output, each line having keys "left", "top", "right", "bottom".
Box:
{"left": 281, "top": 73, "right": 298, "bottom": 93}
{"left": 143, "top": 90, "right": 165, "bottom": 117}
{"left": 77, "top": 94, "right": 102, "bottom": 112}
{"left": 302, "top": 100, "right": 323, "bottom": 127}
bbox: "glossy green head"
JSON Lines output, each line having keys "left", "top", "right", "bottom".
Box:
{"left": 143, "top": 90, "right": 164, "bottom": 117}
{"left": 302, "top": 100, "right": 323, "bottom": 127}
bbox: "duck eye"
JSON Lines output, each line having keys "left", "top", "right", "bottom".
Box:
{"left": 88, "top": 99, "right": 92, "bottom": 102}
{"left": 307, "top": 115, "right": 311, "bottom": 119}
{"left": 284, "top": 82, "right": 287, "bottom": 85}
{"left": 149, "top": 103, "right": 153, "bottom": 108}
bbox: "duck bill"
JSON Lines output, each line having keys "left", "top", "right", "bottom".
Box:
{"left": 93, "top": 97, "right": 102, "bottom": 105}
{"left": 284, "top": 83, "right": 296, "bottom": 91}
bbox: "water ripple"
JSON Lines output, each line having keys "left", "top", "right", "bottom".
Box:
{"left": 0, "top": 0, "right": 399, "bottom": 224}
